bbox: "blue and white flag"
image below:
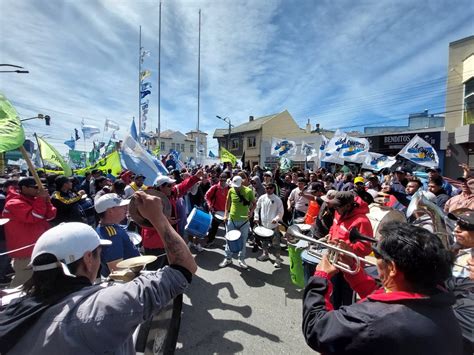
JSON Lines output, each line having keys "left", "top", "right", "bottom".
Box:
{"left": 140, "top": 90, "right": 151, "bottom": 99}
{"left": 81, "top": 122, "right": 101, "bottom": 139}
{"left": 120, "top": 134, "right": 162, "bottom": 182}
{"left": 321, "top": 130, "right": 345, "bottom": 164}
{"left": 141, "top": 82, "right": 152, "bottom": 91}
{"left": 335, "top": 135, "right": 370, "bottom": 164}
{"left": 130, "top": 118, "right": 138, "bottom": 141}
{"left": 64, "top": 137, "right": 75, "bottom": 150}
{"left": 362, "top": 152, "right": 396, "bottom": 171}
{"left": 105, "top": 118, "right": 120, "bottom": 132}
{"left": 170, "top": 149, "right": 186, "bottom": 170}
{"left": 271, "top": 137, "right": 297, "bottom": 157}
{"left": 318, "top": 135, "right": 329, "bottom": 160}
{"left": 398, "top": 135, "right": 439, "bottom": 168}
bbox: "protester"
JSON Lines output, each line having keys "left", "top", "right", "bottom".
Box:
{"left": 220, "top": 175, "right": 256, "bottom": 269}
{"left": 254, "top": 182, "right": 284, "bottom": 268}
{"left": 288, "top": 177, "right": 309, "bottom": 219}
{"left": 95, "top": 193, "right": 139, "bottom": 276}
{"left": 123, "top": 174, "right": 147, "bottom": 198}
{"left": 0, "top": 192, "right": 197, "bottom": 354}
{"left": 50, "top": 175, "right": 84, "bottom": 225}
{"left": 2, "top": 177, "right": 56, "bottom": 287}
{"left": 352, "top": 177, "right": 374, "bottom": 205}
{"left": 303, "top": 222, "right": 462, "bottom": 354}
{"left": 445, "top": 178, "right": 474, "bottom": 213}
{"left": 204, "top": 173, "right": 229, "bottom": 247}
{"left": 428, "top": 176, "right": 450, "bottom": 209}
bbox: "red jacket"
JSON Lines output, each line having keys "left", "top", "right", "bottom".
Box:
{"left": 2, "top": 187, "right": 57, "bottom": 258}
{"left": 142, "top": 175, "right": 199, "bottom": 249}
{"left": 204, "top": 183, "right": 229, "bottom": 212}
{"left": 328, "top": 196, "right": 373, "bottom": 257}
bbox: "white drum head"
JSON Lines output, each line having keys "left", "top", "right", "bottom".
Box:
{"left": 0, "top": 218, "right": 9, "bottom": 226}
{"left": 116, "top": 255, "right": 157, "bottom": 269}
{"left": 253, "top": 226, "right": 274, "bottom": 238}
{"left": 127, "top": 231, "right": 142, "bottom": 246}
{"left": 214, "top": 211, "right": 225, "bottom": 220}
{"left": 225, "top": 230, "right": 241, "bottom": 242}
{"left": 296, "top": 224, "right": 312, "bottom": 232}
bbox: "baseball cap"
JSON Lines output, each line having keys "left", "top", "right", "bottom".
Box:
{"left": 354, "top": 177, "right": 365, "bottom": 184}
{"left": 230, "top": 176, "right": 242, "bottom": 188}
{"left": 153, "top": 175, "right": 177, "bottom": 187}
{"left": 30, "top": 222, "right": 111, "bottom": 276}
{"left": 395, "top": 167, "right": 406, "bottom": 173}
{"left": 263, "top": 171, "right": 273, "bottom": 177}
{"left": 448, "top": 210, "right": 474, "bottom": 231}
{"left": 94, "top": 193, "right": 130, "bottom": 213}
{"left": 328, "top": 191, "right": 355, "bottom": 207}
{"left": 321, "top": 189, "right": 337, "bottom": 203}
{"left": 18, "top": 177, "right": 38, "bottom": 188}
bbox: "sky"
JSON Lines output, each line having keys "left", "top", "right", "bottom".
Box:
{"left": 1, "top": 0, "right": 473, "bottom": 156}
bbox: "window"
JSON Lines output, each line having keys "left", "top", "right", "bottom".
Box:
{"left": 231, "top": 139, "right": 239, "bottom": 150}
{"left": 181, "top": 144, "right": 185, "bottom": 152}
{"left": 161, "top": 141, "right": 165, "bottom": 151}
{"left": 190, "top": 144, "right": 194, "bottom": 153}
{"left": 171, "top": 143, "right": 175, "bottom": 150}
{"left": 247, "top": 136, "right": 256, "bottom": 148}
{"left": 464, "top": 78, "right": 474, "bottom": 125}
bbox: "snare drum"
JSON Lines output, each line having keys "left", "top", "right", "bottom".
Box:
{"left": 253, "top": 226, "right": 274, "bottom": 242}
{"left": 225, "top": 230, "right": 243, "bottom": 253}
{"left": 296, "top": 223, "right": 312, "bottom": 235}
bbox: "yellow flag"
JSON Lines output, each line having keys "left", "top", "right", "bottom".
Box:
{"left": 37, "top": 136, "right": 72, "bottom": 176}
{"left": 220, "top": 147, "right": 237, "bottom": 166}
{"left": 75, "top": 151, "right": 122, "bottom": 176}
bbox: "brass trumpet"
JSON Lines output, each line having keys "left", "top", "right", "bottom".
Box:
{"left": 286, "top": 225, "right": 377, "bottom": 275}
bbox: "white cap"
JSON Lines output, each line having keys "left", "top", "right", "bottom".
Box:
{"left": 94, "top": 193, "right": 130, "bottom": 213}
{"left": 31, "top": 222, "right": 111, "bottom": 276}
{"left": 230, "top": 176, "right": 242, "bottom": 188}
{"left": 263, "top": 171, "right": 273, "bottom": 177}
{"left": 321, "top": 189, "right": 337, "bottom": 202}
{"left": 153, "top": 175, "right": 177, "bottom": 187}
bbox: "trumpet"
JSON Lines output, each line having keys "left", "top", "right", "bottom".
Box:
{"left": 286, "top": 225, "right": 377, "bottom": 275}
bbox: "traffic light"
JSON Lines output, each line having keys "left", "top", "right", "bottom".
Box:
{"left": 44, "top": 115, "right": 51, "bottom": 126}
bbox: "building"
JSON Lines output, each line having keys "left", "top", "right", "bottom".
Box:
{"left": 213, "top": 110, "right": 328, "bottom": 168}
{"left": 445, "top": 36, "right": 474, "bottom": 175}
{"left": 364, "top": 109, "right": 445, "bottom": 134}
{"left": 146, "top": 129, "right": 207, "bottom": 161}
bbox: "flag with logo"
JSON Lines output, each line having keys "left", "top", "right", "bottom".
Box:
{"left": 362, "top": 152, "right": 397, "bottom": 171}
{"left": 0, "top": 93, "right": 25, "bottom": 153}
{"left": 301, "top": 141, "right": 318, "bottom": 160}
{"left": 398, "top": 135, "right": 439, "bottom": 168}
{"left": 271, "top": 137, "right": 297, "bottom": 157}
{"left": 336, "top": 135, "right": 370, "bottom": 163}
{"left": 321, "top": 130, "right": 345, "bottom": 164}
{"left": 37, "top": 136, "right": 72, "bottom": 176}
{"left": 220, "top": 147, "right": 237, "bottom": 166}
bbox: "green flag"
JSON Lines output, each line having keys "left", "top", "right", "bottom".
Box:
{"left": 220, "top": 147, "right": 237, "bottom": 166}
{"left": 0, "top": 93, "right": 25, "bottom": 153}
{"left": 37, "top": 136, "right": 73, "bottom": 176}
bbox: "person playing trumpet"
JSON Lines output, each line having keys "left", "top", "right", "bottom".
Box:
{"left": 303, "top": 221, "right": 463, "bottom": 354}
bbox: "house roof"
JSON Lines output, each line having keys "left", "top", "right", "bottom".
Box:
{"left": 213, "top": 113, "right": 279, "bottom": 138}
{"left": 160, "top": 129, "right": 175, "bottom": 138}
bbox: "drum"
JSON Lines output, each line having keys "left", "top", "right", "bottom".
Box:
{"left": 253, "top": 226, "right": 274, "bottom": 242}
{"left": 78, "top": 197, "right": 96, "bottom": 226}
{"left": 127, "top": 231, "right": 142, "bottom": 246}
{"left": 225, "top": 230, "right": 243, "bottom": 253}
{"left": 367, "top": 205, "right": 406, "bottom": 239}
{"left": 214, "top": 211, "right": 225, "bottom": 221}
{"left": 301, "top": 248, "right": 320, "bottom": 285}
{"left": 287, "top": 244, "right": 305, "bottom": 288}
{"left": 185, "top": 208, "right": 212, "bottom": 239}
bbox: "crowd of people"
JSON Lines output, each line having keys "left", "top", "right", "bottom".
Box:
{"left": 0, "top": 161, "right": 473, "bottom": 353}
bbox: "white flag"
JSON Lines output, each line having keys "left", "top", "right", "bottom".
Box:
{"left": 318, "top": 135, "right": 329, "bottom": 160}
{"left": 271, "top": 137, "right": 297, "bottom": 157}
{"left": 301, "top": 141, "right": 318, "bottom": 160}
{"left": 398, "top": 135, "right": 439, "bottom": 168}
{"left": 81, "top": 124, "right": 100, "bottom": 139}
{"left": 321, "top": 130, "right": 345, "bottom": 164}
{"left": 105, "top": 119, "right": 120, "bottom": 132}
{"left": 337, "top": 135, "right": 370, "bottom": 164}
{"left": 362, "top": 152, "right": 397, "bottom": 171}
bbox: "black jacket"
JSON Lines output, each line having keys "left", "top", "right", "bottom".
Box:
{"left": 303, "top": 274, "right": 463, "bottom": 355}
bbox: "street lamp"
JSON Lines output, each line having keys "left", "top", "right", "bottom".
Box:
{"left": 216, "top": 115, "right": 233, "bottom": 150}
{"left": 21, "top": 114, "right": 51, "bottom": 126}
{"left": 0, "top": 64, "right": 29, "bottom": 74}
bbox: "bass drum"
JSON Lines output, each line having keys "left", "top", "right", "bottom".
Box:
{"left": 134, "top": 294, "right": 183, "bottom": 354}
{"left": 367, "top": 205, "right": 406, "bottom": 239}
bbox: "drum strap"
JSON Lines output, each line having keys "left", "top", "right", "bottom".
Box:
{"left": 231, "top": 219, "right": 249, "bottom": 231}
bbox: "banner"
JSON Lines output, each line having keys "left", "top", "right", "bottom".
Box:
{"left": 82, "top": 124, "right": 101, "bottom": 139}
{"left": 271, "top": 137, "right": 297, "bottom": 157}
{"left": 0, "top": 93, "right": 25, "bottom": 153}
{"left": 361, "top": 152, "right": 397, "bottom": 171}
{"left": 37, "top": 136, "right": 72, "bottom": 176}
{"left": 41, "top": 151, "right": 122, "bottom": 176}
{"left": 105, "top": 119, "right": 120, "bottom": 132}
{"left": 220, "top": 147, "right": 237, "bottom": 166}
{"left": 398, "top": 135, "right": 439, "bottom": 168}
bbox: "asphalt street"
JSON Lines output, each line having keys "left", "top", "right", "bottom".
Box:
{"left": 176, "top": 226, "right": 315, "bottom": 355}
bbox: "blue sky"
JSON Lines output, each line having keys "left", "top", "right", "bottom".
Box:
{"left": 1, "top": 0, "right": 473, "bottom": 155}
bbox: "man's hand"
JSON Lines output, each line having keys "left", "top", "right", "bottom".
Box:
{"left": 78, "top": 190, "right": 86, "bottom": 196}
{"left": 271, "top": 218, "right": 278, "bottom": 224}
{"left": 316, "top": 254, "right": 338, "bottom": 277}
{"left": 134, "top": 191, "right": 164, "bottom": 224}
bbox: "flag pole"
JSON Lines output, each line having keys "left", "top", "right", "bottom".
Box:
{"left": 196, "top": 9, "right": 201, "bottom": 166}
{"left": 19, "top": 146, "right": 44, "bottom": 192}
{"left": 33, "top": 133, "right": 46, "bottom": 168}
{"left": 138, "top": 25, "right": 142, "bottom": 144}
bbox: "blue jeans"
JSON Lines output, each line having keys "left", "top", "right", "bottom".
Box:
{"left": 225, "top": 220, "right": 249, "bottom": 261}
